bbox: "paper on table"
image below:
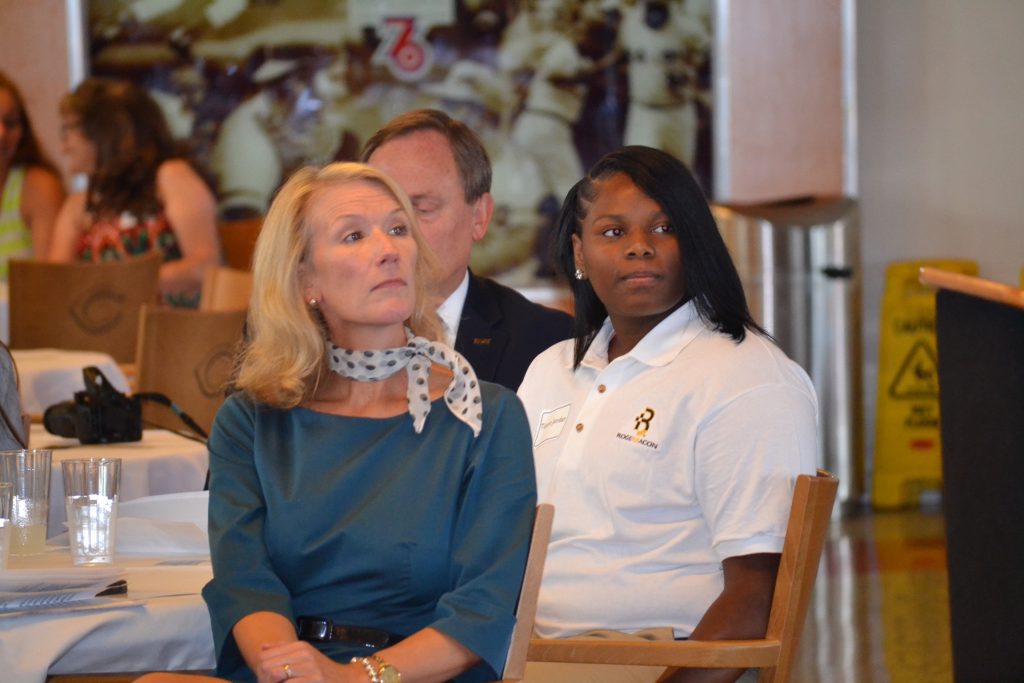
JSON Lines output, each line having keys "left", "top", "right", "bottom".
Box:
{"left": 0, "top": 568, "right": 126, "bottom": 614}
{"left": 125, "top": 562, "right": 212, "bottom": 600}
{"left": 50, "top": 490, "right": 210, "bottom": 555}
{"left": 117, "top": 491, "right": 208, "bottom": 528}
{"left": 116, "top": 518, "right": 208, "bottom": 555}
{"left": 116, "top": 490, "right": 209, "bottom": 555}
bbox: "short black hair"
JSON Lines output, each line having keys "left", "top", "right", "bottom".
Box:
{"left": 555, "top": 145, "right": 766, "bottom": 368}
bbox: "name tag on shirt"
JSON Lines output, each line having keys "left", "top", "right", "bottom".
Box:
{"left": 535, "top": 403, "right": 571, "bottom": 446}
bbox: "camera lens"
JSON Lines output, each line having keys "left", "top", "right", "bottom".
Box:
{"left": 43, "top": 401, "right": 81, "bottom": 438}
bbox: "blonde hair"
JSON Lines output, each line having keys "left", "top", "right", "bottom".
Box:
{"left": 235, "top": 162, "right": 443, "bottom": 408}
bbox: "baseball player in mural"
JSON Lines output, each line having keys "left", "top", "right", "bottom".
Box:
{"left": 500, "top": 0, "right": 592, "bottom": 208}
{"left": 619, "top": 0, "right": 710, "bottom": 171}
{"left": 209, "top": 53, "right": 357, "bottom": 218}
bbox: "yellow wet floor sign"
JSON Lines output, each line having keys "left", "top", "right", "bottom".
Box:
{"left": 872, "top": 259, "right": 977, "bottom": 508}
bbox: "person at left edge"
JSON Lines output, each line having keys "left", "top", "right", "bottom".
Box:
{"left": 137, "top": 162, "right": 536, "bottom": 683}
{"left": 0, "top": 71, "right": 64, "bottom": 278}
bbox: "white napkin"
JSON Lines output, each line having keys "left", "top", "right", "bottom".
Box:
{"left": 116, "top": 491, "right": 210, "bottom": 556}
{"left": 11, "top": 348, "right": 130, "bottom": 415}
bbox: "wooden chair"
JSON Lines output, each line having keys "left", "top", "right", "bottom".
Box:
{"left": 526, "top": 470, "right": 838, "bottom": 683}
{"left": 217, "top": 217, "right": 262, "bottom": 270}
{"left": 498, "top": 503, "right": 555, "bottom": 682}
{"left": 199, "top": 266, "right": 253, "bottom": 312}
{"left": 9, "top": 252, "right": 161, "bottom": 364}
{"left": 135, "top": 305, "right": 246, "bottom": 435}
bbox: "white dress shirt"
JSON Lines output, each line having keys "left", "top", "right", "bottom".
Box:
{"left": 436, "top": 270, "right": 470, "bottom": 347}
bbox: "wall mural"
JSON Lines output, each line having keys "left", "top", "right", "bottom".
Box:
{"left": 87, "top": 0, "right": 713, "bottom": 291}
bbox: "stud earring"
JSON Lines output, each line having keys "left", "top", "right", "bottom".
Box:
{"left": 574, "top": 269, "right": 585, "bottom": 281}
{"left": 308, "top": 298, "right": 318, "bottom": 306}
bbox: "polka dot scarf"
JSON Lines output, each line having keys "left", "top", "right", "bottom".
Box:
{"left": 325, "top": 334, "right": 483, "bottom": 437}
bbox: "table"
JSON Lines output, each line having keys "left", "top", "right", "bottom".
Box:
{"left": 30, "top": 423, "right": 209, "bottom": 538}
{"left": 0, "top": 551, "right": 215, "bottom": 682}
{"left": 11, "top": 348, "right": 130, "bottom": 417}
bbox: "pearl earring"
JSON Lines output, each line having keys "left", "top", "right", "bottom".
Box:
{"left": 308, "top": 298, "right": 318, "bottom": 306}
{"left": 574, "top": 269, "right": 585, "bottom": 281}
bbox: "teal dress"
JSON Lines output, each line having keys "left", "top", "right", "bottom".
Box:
{"left": 202, "top": 382, "right": 538, "bottom": 682}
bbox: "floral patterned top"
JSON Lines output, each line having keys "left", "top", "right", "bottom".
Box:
{"left": 75, "top": 210, "right": 198, "bottom": 307}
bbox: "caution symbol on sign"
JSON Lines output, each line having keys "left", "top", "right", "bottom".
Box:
{"left": 888, "top": 340, "right": 939, "bottom": 399}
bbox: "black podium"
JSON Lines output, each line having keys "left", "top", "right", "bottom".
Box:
{"left": 934, "top": 284, "right": 1024, "bottom": 682}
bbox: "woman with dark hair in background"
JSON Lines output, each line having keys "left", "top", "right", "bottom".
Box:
{"left": 48, "top": 78, "right": 219, "bottom": 307}
{"left": 0, "top": 71, "right": 65, "bottom": 278}
{"left": 518, "top": 146, "right": 818, "bottom": 683}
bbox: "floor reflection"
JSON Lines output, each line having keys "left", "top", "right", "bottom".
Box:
{"left": 793, "top": 507, "right": 952, "bottom": 682}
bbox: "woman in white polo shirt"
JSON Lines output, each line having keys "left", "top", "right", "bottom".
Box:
{"left": 517, "top": 146, "right": 818, "bottom": 683}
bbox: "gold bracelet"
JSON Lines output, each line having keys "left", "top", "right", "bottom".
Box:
{"left": 371, "top": 654, "right": 402, "bottom": 683}
{"left": 350, "top": 656, "right": 380, "bottom": 683}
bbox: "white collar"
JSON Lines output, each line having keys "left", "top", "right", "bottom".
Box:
{"left": 436, "top": 270, "right": 471, "bottom": 347}
{"left": 577, "top": 301, "right": 703, "bottom": 370}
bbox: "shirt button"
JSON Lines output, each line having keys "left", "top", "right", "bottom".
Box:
{"left": 575, "top": 423, "right": 584, "bottom": 432}
{"left": 597, "top": 384, "right": 607, "bottom": 393}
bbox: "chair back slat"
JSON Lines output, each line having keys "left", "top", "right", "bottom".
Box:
{"left": 199, "top": 266, "right": 253, "bottom": 312}
{"left": 218, "top": 218, "right": 262, "bottom": 271}
{"left": 761, "top": 469, "right": 838, "bottom": 682}
{"left": 9, "top": 252, "right": 161, "bottom": 363}
{"left": 135, "top": 305, "right": 246, "bottom": 434}
{"left": 500, "top": 503, "right": 555, "bottom": 682}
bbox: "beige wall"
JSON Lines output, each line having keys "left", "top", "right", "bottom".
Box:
{"left": 858, "top": 0, "right": 1024, "bottom": 468}
{"left": 0, "top": 0, "right": 73, "bottom": 183}
{"left": 719, "top": 0, "right": 847, "bottom": 202}
{"left": 859, "top": 0, "right": 1024, "bottom": 287}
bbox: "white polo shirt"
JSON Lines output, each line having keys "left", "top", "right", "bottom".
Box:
{"left": 517, "top": 302, "right": 818, "bottom": 638}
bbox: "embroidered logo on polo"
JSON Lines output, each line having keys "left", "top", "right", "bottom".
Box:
{"left": 634, "top": 408, "right": 655, "bottom": 435}
{"left": 616, "top": 406, "right": 660, "bottom": 450}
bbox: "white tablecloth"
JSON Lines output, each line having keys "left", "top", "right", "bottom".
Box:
{"left": 0, "top": 552, "right": 215, "bottom": 682}
{"left": 11, "top": 348, "right": 130, "bottom": 416}
{"left": 30, "top": 423, "right": 209, "bottom": 538}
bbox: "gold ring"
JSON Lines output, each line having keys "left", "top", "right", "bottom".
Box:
{"left": 284, "top": 663, "right": 294, "bottom": 679}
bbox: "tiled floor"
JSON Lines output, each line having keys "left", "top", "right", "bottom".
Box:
{"left": 792, "top": 507, "right": 952, "bottom": 682}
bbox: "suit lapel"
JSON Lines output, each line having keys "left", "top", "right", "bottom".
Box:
{"left": 455, "top": 274, "right": 509, "bottom": 384}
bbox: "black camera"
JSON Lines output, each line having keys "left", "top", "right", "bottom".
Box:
{"left": 43, "top": 366, "right": 143, "bottom": 444}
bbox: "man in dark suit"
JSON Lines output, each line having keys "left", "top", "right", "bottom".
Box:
{"left": 363, "top": 110, "right": 572, "bottom": 390}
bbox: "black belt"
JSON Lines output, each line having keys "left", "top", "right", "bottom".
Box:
{"left": 296, "top": 616, "right": 405, "bottom": 649}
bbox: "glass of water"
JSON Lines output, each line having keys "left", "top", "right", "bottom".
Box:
{"left": 0, "top": 481, "right": 12, "bottom": 568}
{"left": 61, "top": 458, "right": 122, "bottom": 565}
{"left": 0, "top": 449, "right": 52, "bottom": 555}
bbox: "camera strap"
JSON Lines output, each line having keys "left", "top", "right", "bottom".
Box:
{"left": 135, "top": 392, "right": 210, "bottom": 441}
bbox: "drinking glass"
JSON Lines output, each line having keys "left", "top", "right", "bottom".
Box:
{"left": 0, "top": 481, "right": 12, "bottom": 569}
{"left": 61, "top": 458, "right": 121, "bottom": 565}
{"left": 0, "top": 449, "right": 53, "bottom": 555}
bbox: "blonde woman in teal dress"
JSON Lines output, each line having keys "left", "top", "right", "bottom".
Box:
{"left": 138, "top": 162, "right": 537, "bottom": 683}
{"left": 0, "top": 71, "right": 64, "bottom": 279}
{"left": 48, "top": 78, "right": 219, "bottom": 307}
